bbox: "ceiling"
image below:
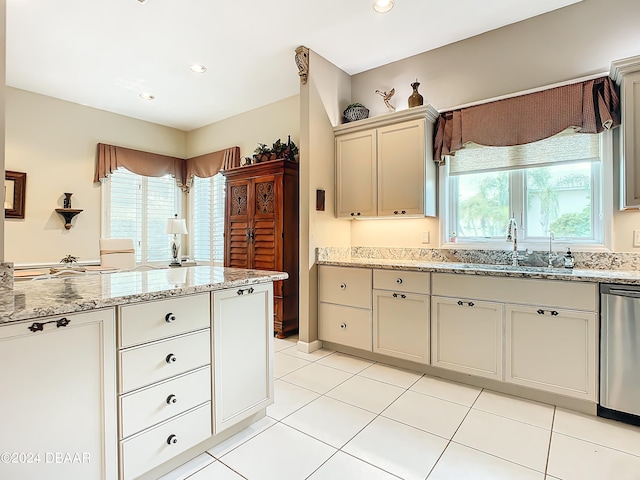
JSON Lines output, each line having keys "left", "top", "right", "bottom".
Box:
{"left": 6, "top": 0, "right": 581, "bottom": 131}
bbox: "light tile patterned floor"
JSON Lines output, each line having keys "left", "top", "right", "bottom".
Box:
{"left": 162, "top": 336, "right": 640, "bottom": 480}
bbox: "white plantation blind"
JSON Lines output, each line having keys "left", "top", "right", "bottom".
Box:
{"left": 105, "top": 168, "right": 180, "bottom": 264}
{"left": 190, "top": 174, "right": 225, "bottom": 264}
{"left": 450, "top": 129, "right": 601, "bottom": 175}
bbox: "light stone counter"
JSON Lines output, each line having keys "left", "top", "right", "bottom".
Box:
{"left": 0, "top": 266, "right": 288, "bottom": 323}
{"left": 316, "top": 247, "right": 640, "bottom": 285}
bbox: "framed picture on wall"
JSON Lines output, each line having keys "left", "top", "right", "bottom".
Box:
{"left": 5, "top": 171, "right": 26, "bottom": 219}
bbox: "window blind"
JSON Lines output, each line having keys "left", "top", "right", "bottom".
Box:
{"left": 106, "top": 168, "right": 180, "bottom": 264}
{"left": 190, "top": 173, "right": 225, "bottom": 264}
{"left": 449, "top": 129, "right": 600, "bottom": 176}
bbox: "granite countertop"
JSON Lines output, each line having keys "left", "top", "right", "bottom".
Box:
{"left": 316, "top": 257, "right": 640, "bottom": 284}
{"left": 0, "top": 266, "right": 288, "bottom": 324}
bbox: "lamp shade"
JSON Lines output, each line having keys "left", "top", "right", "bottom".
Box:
{"left": 165, "top": 216, "right": 188, "bottom": 235}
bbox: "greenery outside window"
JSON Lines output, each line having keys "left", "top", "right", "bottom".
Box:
{"left": 441, "top": 129, "right": 612, "bottom": 249}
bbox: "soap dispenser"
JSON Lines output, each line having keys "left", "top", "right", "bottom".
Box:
{"left": 564, "top": 248, "right": 575, "bottom": 269}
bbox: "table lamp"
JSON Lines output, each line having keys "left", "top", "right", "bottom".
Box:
{"left": 165, "top": 214, "right": 188, "bottom": 267}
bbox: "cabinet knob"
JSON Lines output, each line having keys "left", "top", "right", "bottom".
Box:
{"left": 340, "top": 323, "right": 347, "bottom": 329}
{"left": 457, "top": 300, "right": 463, "bottom": 306}
{"left": 166, "top": 354, "right": 177, "bottom": 364}
{"left": 537, "top": 309, "right": 545, "bottom": 315}
{"left": 167, "top": 434, "right": 178, "bottom": 445}
{"left": 165, "top": 313, "right": 176, "bottom": 323}
{"left": 396, "top": 278, "right": 403, "bottom": 284}
{"left": 402, "top": 210, "right": 406, "bottom": 214}
{"left": 394, "top": 210, "right": 399, "bottom": 215}
{"left": 340, "top": 283, "right": 347, "bottom": 290}
{"left": 166, "top": 394, "right": 178, "bottom": 405}
{"left": 350, "top": 212, "right": 355, "bottom": 216}
{"left": 356, "top": 212, "right": 361, "bottom": 216}
{"left": 468, "top": 302, "right": 474, "bottom": 307}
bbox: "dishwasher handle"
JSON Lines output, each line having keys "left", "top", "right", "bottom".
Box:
{"left": 605, "top": 289, "right": 640, "bottom": 299}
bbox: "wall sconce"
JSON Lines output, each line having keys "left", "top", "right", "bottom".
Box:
{"left": 55, "top": 192, "right": 83, "bottom": 229}
{"left": 165, "top": 214, "right": 188, "bottom": 267}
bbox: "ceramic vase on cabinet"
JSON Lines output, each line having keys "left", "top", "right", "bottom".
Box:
{"left": 408, "top": 81, "right": 424, "bottom": 108}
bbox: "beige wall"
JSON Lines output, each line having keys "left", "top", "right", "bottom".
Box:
{"left": 5, "top": 87, "right": 187, "bottom": 265}
{"left": 350, "top": 0, "right": 640, "bottom": 251}
{"left": 186, "top": 95, "right": 300, "bottom": 159}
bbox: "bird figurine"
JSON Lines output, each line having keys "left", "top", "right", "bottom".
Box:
{"left": 375, "top": 88, "right": 396, "bottom": 112}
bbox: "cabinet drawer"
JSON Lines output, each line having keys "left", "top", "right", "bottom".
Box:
{"left": 120, "top": 402, "right": 212, "bottom": 480}
{"left": 319, "top": 265, "right": 372, "bottom": 308}
{"left": 119, "top": 329, "right": 210, "bottom": 393}
{"left": 319, "top": 302, "right": 372, "bottom": 351}
{"left": 119, "top": 294, "right": 210, "bottom": 348}
{"left": 432, "top": 273, "right": 597, "bottom": 311}
{"left": 120, "top": 366, "right": 211, "bottom": 438}
{"left": 374, "top": 269, "right": 430, "bottom": 294}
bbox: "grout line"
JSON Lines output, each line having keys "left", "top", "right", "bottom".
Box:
{"left": 214, "top": 458, "right": 250, "bottom": 479}
{"left": 544, "top": 406, "right": 556, "bottom": 477}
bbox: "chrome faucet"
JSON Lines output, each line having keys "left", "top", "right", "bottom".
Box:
{"left": 506, "top": 217, "right": 519, "bottom": 266}
{"left": 547, "top": 232, "right": 558, "bottom": 267}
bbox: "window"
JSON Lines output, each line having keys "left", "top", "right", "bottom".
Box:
{"left": 189, "top": 173, "right": 225, "bottom": 265}
{"left": 442, "top": 130, "right": 611, "bottom": 248}
{"left": 102, "top": 168, "right": 182, "bottom": 264}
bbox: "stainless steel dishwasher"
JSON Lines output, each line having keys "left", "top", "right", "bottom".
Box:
{"left": 599, "top": 283, "right": 640, "bottom": 426}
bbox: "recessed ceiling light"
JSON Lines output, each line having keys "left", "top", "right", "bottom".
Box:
{"left": 140, "top": 92, "right": 155, "bottom": 100}
{"left": 137, "top": 0, "right": 147, "bottom": 4}
{"left": 189, "top": 64, "right": 207, "bottom": 74}
{"left": 373, "top": 0, "right": 394, "bottom": 13}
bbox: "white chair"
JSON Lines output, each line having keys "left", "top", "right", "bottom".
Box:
{"left": 99, "top": 238, "right": 136, "bottom": 270}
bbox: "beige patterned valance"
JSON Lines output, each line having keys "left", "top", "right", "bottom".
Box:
{"left": 433, "top": 76, "right": 620, "bottom": 163}
{"left": 94, "top": 143, "right": 240, "bottom": 192}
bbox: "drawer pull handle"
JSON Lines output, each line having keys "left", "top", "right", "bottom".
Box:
{"left": 28, "top": 317, "right": 70, "bottom": 332}
{"left": 340, "top": 323, "right": 347, "bottom": 329}
{"left": 167, "top": 434, "right": 178, "bottom": 445}
{"left": 340, "top": 283, "right": 347, "bottom": 290}
{"left": 457, "top": 300, "right": 474, "bottom": 307}
{"left": 166, "top": 354, "right": 177, "bottom": 364}
{"left": 165, "top": 313, "right": 177, "bottom": 323}
{"left": 396, "top": 278, "right": 403, "bottom": 284}
{"left": 166, "top": 394, "right": 178, "bottom": 405}
{"left": 537, "top": 309, "right": 559, "bottom": 316}
{"left": 392, "top": 293, "right": 407, "bottom": 299}
{"left": 237, "top": 287, "right": 255, "bottom": 295}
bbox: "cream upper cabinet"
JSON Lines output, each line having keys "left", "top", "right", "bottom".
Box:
{"left": 334, "top": 106, "right": 438, "bottom": 218}
{"left": 212, "top": 283, "right": 274, "bottom": 433}
{"left": 335, "top": 129, "right": 377, "bottom": 217}
{"left": 611, "top": 55, "right": 640, "bottom": 209}
{"left": 377, "top": 119, "right": 426, "bottom": 216}
{"left": 505, "top": 305, "right": 597, "bottom": 401}
{"left": 431, "top": 296, "right": 503, "bottom": 380}
{"left": 0, "top": 309, "right": 117, "bottom": 480}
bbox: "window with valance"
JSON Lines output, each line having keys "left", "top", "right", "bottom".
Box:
{"left": 435, "top": 76, "right": 620, "bottom": 248}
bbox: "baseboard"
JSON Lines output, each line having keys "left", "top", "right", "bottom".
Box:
{"left": 296, "top": 339, "right": 323, "bottom": 353}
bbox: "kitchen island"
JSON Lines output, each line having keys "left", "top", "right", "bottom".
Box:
{"left": 0, "top": 266, "right": 286, "bottom": 480}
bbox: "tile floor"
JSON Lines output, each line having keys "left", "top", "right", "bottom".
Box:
{"left": 161, "top": 336, "right": 640, "bottom": 480}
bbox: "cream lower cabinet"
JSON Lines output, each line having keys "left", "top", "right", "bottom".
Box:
{"left": 431, "top": 297, "right": 503, "bottom": 380}
{"left": 373, "top": 269, "right": 430, "bottom": 364}
{"left": 118, "top": 294, "right": 211, "bottom": 480}
{"left": 318, "top": 265, "right": 373, "bottom": 350}
{"left": 0, "top": 309, "right": 117, "bottom": 480}
{"left": 212, "top": 283, "right": 274, "bottom": 433}
{"left": 506, "top": 305, "right": 597, "bottom": 401}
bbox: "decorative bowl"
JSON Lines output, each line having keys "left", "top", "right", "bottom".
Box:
{"left": 343, "top": 106, "right": 369, "bottom": 123}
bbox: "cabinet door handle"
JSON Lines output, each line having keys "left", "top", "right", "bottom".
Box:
{"left": 237, "top": 287, "right": 255, "bottom": 295}
{"left": 394, "top": 210, "right": 399, "bottom": 215}
{"left": 350, "top": 212, "right": 355, "bottom": 216}
{"left": 537, "top": 309, "right": 559, "bottom": 316}
{"left": 166, "top": 394, "right": 178, "bottom": 405}
{"left": 551, "top": 310, "right": 559, "bottom": 316}
{"left": 340, "top": 323, "right": 347, "bottom": 329}
{"left": 166, "top": 354, "right": 177, "bottom": 364}
{"left": 356, "top": 212, "right": 361, "bottom": 216}
{"left": 28, "top": 317, "right": 70, "bottom": 332}
{"left": 468, "top": 302, "right": 474, "bottom": 307}
{"left": 392, "top": 293, "right": 407, "bottom": 299}
{"left": 165, "top": 313, "right": 176, "bottom": 323}
{"left": 401, "top": 210, "right": 406, "bottom": 214}
{"left": 457, "top": 300, "right": 474, "bottom": 307}
{"left": 167, "top": 434, "right": 178, "bottom": 445}
{"left": 340, "top": 283, "right": 347, "bottom": 290}
{"left": 396, "top": 278, "right": 403, "bottom": 284}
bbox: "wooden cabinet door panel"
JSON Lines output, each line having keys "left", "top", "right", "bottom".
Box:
{"left": 336, "top": 130, "right": 377, "bottom": 217}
